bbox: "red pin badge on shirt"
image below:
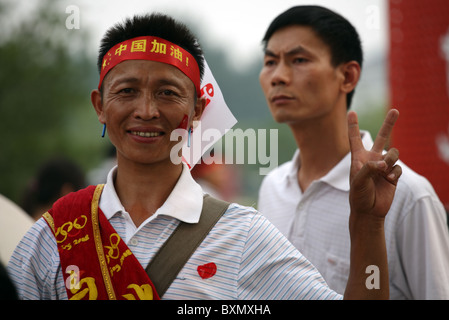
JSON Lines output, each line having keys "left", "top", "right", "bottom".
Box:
{"left": 197, "top": 262, "right": 217, "bottom": 279}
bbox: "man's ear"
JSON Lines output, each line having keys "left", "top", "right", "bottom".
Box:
{"left": 192, "top": 96, "right": 207, "bottom": 122}
{"left": 91, "top": 89, "right": 105, "bottom": 124}
{"left": 339, "top": 61, "right": 361, "bottom": 94}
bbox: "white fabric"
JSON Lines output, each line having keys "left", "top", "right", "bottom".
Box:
{"left": 0, "top": 194, "right": 34, "bottom": 266}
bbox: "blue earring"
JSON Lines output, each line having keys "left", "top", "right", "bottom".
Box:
{"left": 101, "top": 123, "right": 106, "bottom": 138}
{"left": 187, "top": 127, "right": 192, "bottom": 147}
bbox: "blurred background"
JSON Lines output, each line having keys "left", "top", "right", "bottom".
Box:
{"left": 0, "top": 0, "right": 447, "bottom": 214}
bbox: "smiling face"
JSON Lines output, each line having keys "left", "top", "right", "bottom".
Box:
{"left": 259, "top": 25, "right": 348, "bottom": 126}
{"left": 91, "top": 59, "right": 204, "bottom": 166}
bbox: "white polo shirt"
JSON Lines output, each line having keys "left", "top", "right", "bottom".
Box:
{"left": 258, "top": 131, "right": 449, "bottom": 299}
{"left": 8, "top": 164, "right": 341, "bottom": 300}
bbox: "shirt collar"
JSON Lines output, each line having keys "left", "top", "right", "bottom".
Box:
{"left": 99, "top": 163, "right": 203, "bottom": 224}
{"left": 284, "top": 130, "right": 374, "bottom": 191}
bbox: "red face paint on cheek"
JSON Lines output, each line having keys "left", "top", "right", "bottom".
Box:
{"left": 176, "top": 114, "right": 189, "bottom": 130}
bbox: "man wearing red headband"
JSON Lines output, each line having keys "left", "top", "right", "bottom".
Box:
{"left": 9, "top": 13, "right": 401, "bottom": 300}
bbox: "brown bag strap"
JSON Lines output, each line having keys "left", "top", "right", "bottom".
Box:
{"left": 145, "top": 194, "right": 230, "bottom": 298}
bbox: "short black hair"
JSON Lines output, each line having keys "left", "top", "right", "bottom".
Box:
{"left": 97, "top": 13, "right": 205, "bottom": 86}
{"left": 262, "top": 5, "right": 363, "bottom": 109}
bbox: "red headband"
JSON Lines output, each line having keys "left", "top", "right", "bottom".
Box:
{"left": 99, "top": 36, "right": 201, "bottom": 97}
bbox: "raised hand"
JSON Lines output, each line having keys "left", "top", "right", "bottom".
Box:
{"left": 347, "top": 109, "right": 402, "bottom": 220}
{"left": 344, "top": 109, "right": 402, "bottom": 300}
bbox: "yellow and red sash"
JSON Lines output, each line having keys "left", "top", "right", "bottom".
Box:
{"left": 43, "top": 184, "right": 160, "bottom": 300}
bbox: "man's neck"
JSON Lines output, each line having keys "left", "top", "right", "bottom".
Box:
{"left": 114, "top": 157, "right": 183, "bottom": 227}
{"left": 289, "top": 111, "right": 350, "bottom": 192}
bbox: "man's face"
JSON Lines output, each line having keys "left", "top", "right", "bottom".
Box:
{"left": 259, "top": 25, "right": 345, "bottom": 125}
{"left": 93, "top": 59, "right": 203, "bottom": 166}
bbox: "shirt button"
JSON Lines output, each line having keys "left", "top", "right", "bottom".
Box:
{"left": 130, "top": 238, "right": 138, "bottom": 246}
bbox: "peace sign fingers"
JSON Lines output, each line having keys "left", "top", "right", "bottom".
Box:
{"left": 347, "top": 108, "right": 402, "bottom": 219}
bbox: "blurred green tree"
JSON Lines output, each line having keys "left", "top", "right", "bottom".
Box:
{"left": 0, "top": 0, "right": 105, "bottom": 203}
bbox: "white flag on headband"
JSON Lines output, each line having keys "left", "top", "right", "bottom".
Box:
{"left": 181, "top": 59, "right": 237, "bottom": 169}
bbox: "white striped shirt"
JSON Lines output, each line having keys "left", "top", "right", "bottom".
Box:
{"left": 8, "top": 165, "right": 341, "bottom": 300}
